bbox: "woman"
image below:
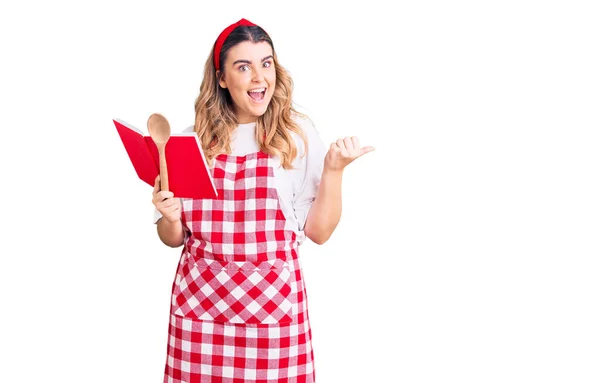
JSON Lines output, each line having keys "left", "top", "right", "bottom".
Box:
{"left": 153, "top": 18, "right": 374, "bottom": 382}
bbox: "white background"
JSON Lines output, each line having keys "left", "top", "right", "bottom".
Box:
{"left": 1, "top": 1, "right": 599, "bottom": 382}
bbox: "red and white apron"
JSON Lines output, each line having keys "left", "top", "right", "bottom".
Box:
{"left": 164, "top": 151, "right": 315, "bottom": 383}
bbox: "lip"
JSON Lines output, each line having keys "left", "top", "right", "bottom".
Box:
{"left": 247, "top": 87, "right": 267, "bottom": 103}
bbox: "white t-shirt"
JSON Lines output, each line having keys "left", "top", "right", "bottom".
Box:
{"left": 154, "top": 115, "right": 327, "bottom": 244}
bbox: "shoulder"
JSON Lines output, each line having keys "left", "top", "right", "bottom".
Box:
{"left": 287, "top": 112, "right": 326, "bottom": 161}
{"left": 291, "top": 112, "right": 318, "bottom": 135}
{"left": 290, "top": 113, "right": 323, "bottom": 148}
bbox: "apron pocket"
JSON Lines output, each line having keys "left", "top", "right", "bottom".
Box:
{"left": 172, "top": 257, "right": 293, "bottom": 324}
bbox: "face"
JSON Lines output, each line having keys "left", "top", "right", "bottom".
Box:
{"left": 218, "top": 41, "right": 276, "bottom": 124}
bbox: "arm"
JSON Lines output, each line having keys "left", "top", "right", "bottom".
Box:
{"left": 304, "top": 136, "right": 374, "bottom": 245}
{"left": 156, "top": 216, "right": 185, "bottom": 248}
{"left": 304, "top": 169, "right": 342, "bottom": 244}
{"left": 152, "top": 176, "right": 185, "bottom": 248}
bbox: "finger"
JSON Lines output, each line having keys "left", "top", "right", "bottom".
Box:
{"left": 163, "top": 203, "right": 179, "bottom": 215}
{"left": 159, "top": 198, "right": 174, "bottom": 209}
{"left": 153, "top": 175, "right": 160, "bottom": 195}
{"left": 330, "top": 142, "right": 340, "bottom": 152}
{"left": 152, "top": 191, "right": 164, "bottom": 205}
{"left": 157, "top": 190, "right": 175, "bottom": 202}
{"left": 343, "top": 136, "right": 354, "bottom": 151}
{"left": 359, "top": 146, "right": 376, "bottom": 156}
{"left": 161, "top": 191, "right": 175, "bottom": 199}
{"left": 164, "top": 203, "right": 182, "bottom": 217}
{"left": 171, "top": 202, "right": 182, "bottom": 212}
{"left": 351, "top": 136, "right": 360, "bottom": 150}
{"left": 168, "top": 198, "right": 181, "bottom": 210}
{"left": 336, "top": 138, "right": 345, "bottom": 149}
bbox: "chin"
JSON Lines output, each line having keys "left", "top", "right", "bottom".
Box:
{"left": 252, "top": 105, "right": 271, "bottom": 118}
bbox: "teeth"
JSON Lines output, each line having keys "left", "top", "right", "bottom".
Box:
{"left": 248, "top": 88, "right": 266, "bottom": 93}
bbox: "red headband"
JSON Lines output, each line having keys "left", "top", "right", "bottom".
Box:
{"left": 213, "top": 18, "right": 257, "bottom": 71}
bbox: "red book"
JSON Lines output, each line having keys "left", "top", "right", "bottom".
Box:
{"left": 114, "top": 118, "right": 218, "bottom": 199}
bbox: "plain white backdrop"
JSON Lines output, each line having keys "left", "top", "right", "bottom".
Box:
{"left": 1, "top": 1, "right": 599, "bottom": 382}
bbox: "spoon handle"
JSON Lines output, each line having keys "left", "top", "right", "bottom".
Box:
{"left": 158, "top": 145, "right": 169, "bottom": 192}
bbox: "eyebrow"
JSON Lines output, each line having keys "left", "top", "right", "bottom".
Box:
{"left": 232, "top": 55, "right": 274, "bottom": 66}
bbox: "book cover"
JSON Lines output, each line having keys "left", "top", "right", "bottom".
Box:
{"left": 114, "top": 118, "right": 218, "bottom": 199}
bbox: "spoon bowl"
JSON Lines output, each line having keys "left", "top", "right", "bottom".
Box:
{"left": 147, "top": 113, "right": 171, "bottom": 192}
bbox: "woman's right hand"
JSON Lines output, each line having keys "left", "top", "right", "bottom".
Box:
{"left": 152, "top": 175, "right": 182, "bottom": 223}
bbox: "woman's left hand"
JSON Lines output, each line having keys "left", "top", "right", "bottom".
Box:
{"left": 324, "top": 136, "right": 375, "bottom": 172}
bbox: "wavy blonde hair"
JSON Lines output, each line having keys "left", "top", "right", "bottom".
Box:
{"left": 193, "top": 25, "right": 307, "bottom": 169}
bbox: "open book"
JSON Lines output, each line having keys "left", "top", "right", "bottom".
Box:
{"left": 114, "top": 118, "right": 218, "bottom": 199}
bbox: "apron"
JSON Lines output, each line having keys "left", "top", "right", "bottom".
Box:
{"left": 164, "top": 151, "right": 315, "bottom": 383}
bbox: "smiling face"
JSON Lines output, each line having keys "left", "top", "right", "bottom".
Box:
{"left": 218, "top": 41, "right": 276, "bottom": 124}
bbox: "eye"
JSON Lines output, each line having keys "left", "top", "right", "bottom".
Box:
{"left": 263, "top": 61, "right": 272, "bottom": 68}
{"left": 238, "top": 65, "right": 250, "bottom": 72}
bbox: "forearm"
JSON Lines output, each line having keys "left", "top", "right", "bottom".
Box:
{"left": 304, "top": 169, "right": 343, "bottom": 244}
{"left": 157, "top": 218, "right": 185, "bottom": 247}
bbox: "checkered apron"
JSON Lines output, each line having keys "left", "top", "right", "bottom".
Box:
{"left": 164, "top": 151, "right": 315, "bottom": 383}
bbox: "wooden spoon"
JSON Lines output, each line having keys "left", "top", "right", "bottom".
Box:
{"left": 147, "top": 113, "right": 171, "bottom": 192}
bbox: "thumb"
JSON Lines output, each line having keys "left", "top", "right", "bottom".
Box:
{"left": 359, "top": 146, "right": 375, "bottom": 156}
{"left": 153, "top": 175, "right": 160, "bottom": 194}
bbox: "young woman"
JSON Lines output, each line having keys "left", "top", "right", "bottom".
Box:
{"left": 152, "top": 18, "right": 374, "bottom": 382}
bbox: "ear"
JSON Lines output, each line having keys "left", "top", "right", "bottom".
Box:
{"left": 216, "top": 70, "right": 227, "bottom": 89}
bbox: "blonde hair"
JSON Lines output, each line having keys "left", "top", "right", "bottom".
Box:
{"left": 193, "top": 31, "right": 307, "bottom": 169}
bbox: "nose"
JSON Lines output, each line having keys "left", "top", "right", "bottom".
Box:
{"left": 252, "top": 68, "right": 265, "bottom": 82}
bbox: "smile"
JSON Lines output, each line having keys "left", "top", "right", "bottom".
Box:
{"left": 247, "top": 88, "right": 266, "bottom": 102}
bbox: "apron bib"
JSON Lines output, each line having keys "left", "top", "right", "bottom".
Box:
{"left": 170, "top": 151, "right": 298, "bottom": 325}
